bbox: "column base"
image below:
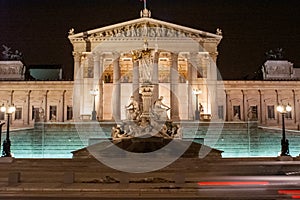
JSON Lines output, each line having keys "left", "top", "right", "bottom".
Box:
{"left": 171, "top": 116, "right": 180, "bottom": 122}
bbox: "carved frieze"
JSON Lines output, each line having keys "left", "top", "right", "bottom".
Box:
{"left": 262, "top": 60, "right": 297, "bottom": 80}
{"left": 70, "top": 22, "right": 209, "bottom": 44}
{"left": 0, "top": 61, "right": 25, "bottom": 80}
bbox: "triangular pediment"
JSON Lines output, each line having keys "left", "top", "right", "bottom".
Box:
{"left": 68, "top": 17, "right": 222, "bottom": 43}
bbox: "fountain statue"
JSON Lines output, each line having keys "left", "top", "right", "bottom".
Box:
{"left": 111, "top": 42, "right": 181, "bottom": 140}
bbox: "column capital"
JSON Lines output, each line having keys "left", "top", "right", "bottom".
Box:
{"left": 92, "top": 53, "right": 100, "bottom": 62}
{"left": 241, "top": 89, "right": 248, "bottom": 95}
{"left": 153, "top": 51, "right": 159, "bottom": 60}
{"left": 93, "top": 52, "right": 104, "bottom": 61}
{"left": 111, "top": 52, "right": 120, "bottom": 60}
{"left": 224, "top": 90, "right": 231, "bottom": 95}
{"left": 258, "top": 89, "right": 265, "bottom": 95}
{"left": 171, "top": 52, "right": 179, "bottom": 59}
{"left": 293, "top": 90, "right": 300, "bottom": 96}
{"left": 72, "top": 51, "right": 82, "bottom": 62}
{"left": 42, "top": 90, "right": 49, "bottom": 96}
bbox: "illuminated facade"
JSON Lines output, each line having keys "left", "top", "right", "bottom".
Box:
{"left": 0, "top": 8, "right": 299, "bottom": 130}
{"left": 68, "top": 8, "right": 222, "bottom": 122}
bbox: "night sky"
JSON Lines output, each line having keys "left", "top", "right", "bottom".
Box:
{"left": 0, "top": 0, "right": 299, "bottom": 80}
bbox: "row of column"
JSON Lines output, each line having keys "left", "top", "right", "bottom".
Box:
{"left": 110, "top": 52, "right": 181, "bottom": 121}
{"left": 225, "top": 89, "right": 300, "bottom": 126}
{"left": 73, "top": 51, "right": 215, "bottom": 121}
{"left": 4, "top": 89, "right": 68, "bottom": 124}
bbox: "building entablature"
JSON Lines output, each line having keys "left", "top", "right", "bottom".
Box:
{"left": 222, "top": 80, "right": 300, "bottom": 90}
{"left": 0, "top": 81, "right": 73, "bottom": 91}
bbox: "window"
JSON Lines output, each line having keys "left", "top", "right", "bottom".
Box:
{"left": 49, "top": 106, "right": 57, "bottom": 120}
{"left": 267, "top": 105, "right": 275, "bottom": 119}
{"left": 15, "top": 107, "right": 22, "bottom": 120}
{"left": 67, "top": 106, "right": 73, "bottom": 120}
{"left": 0, "top": 112, "right": 4, "bottom": 120}
{"left": 233, "top": 105, "right": 241, "bottom": 119}
{"left": 286, "top": 111, "right": 292, "bottom": 119}
{"left": 32, "top": 107, "right": 39, "bottom": 120}
{"left": 249, "top": 105, "right": 258, "bottom": 120}
{"left": 218, "top": 105, "right": 224, "bottom": 119}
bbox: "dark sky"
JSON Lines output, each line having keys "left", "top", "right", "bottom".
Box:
{"left": 0, "top": 0, "right": 299, "bottom": 80}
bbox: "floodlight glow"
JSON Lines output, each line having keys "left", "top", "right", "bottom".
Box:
{"left": 277, "top": 105, "right": 284, "bottom": 113}
{"left": 286, "top": 104, "right": 292, "bottom": 112}
{"left": 8, "top": 105, "right": 16, "bottom": 114}
{"left": 0, "top": 104, "right": 6, "bottom": 113}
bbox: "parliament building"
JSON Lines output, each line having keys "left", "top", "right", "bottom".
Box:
{"left": 0, "top": 7, "right": 299, "bottom": 130}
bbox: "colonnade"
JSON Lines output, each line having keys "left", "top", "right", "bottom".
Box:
{"left": 224, "top": 87, "right": 300, "bottom": 129}
{"left": 73, "top": 50, "right": 217, "bottom": 121}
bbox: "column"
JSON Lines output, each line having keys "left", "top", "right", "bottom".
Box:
{"left": 207, "top": 53, "right": 218, "bottom": 119}
{"left": 187, "top": 53, "right": 198, "bottom": 120}
{"left": 60, "top": 90, "right": 66, "bottom": 122}
{"left": 275, "top": 90, "right": 279, "bottom": 125}
{"left": 225, "top": 90, "right": 231, "bottom": 121}
{"left": 93, "top": 53, "right": 100, "bottom": 84}
{"left": 72, "top": 52, "right": 81, "bottom": 120}
{"left": 98, "top": 55, "right": 104, "bottom": 120}
{"left": 113, "top": 55, "right": 121, "bottom": 121}
{"left": 187, "top": 63, "right": 194, "bottom": 120}
{"left": 10, "top": 90, "right": 14, "bottom": 105}
{"left": 152, "top": 52, "right": 159, "bottom": 103}
{"left": 93, "top": 53, "right": 100, "bottom": 120}
{"left": 242, "top": 90, "right": 247, "bottom": 121}
{"left": 132, "top": 59, "right": 140, "bottom": 101}
{"left": 43, "top": 90, "right": 49, "bottom": 122}
{"left": 24, "top": 90, "right": 31, "bottom": 125}
{"left": 259, "top": 90, "right": 265, "bottom": 124}
{"left": 296, "top": 90, "right": 300, "bottom": 129}
{"left": 293, "top": 90, "right": 297, "bottom": 124}
{"left": 170, "top": 53, "right": 180, "bottom": 121}
{"left": 73, "top": 52, "right": 81, "bottom": 82}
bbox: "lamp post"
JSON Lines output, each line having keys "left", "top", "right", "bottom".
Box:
{"left": 90, "top": 89, "right": 99, "bottom": 121}
{"left": 276, "top": 103, "right": 292, "bottom": 156}
{"left": 0, "top": 121, "right": 5, "bottom": 154}
{"left": 193, "top": 89, "right": 202, "bottom": 120}
{"left": 0, "top": 104, "right": 15, "bottom": 157}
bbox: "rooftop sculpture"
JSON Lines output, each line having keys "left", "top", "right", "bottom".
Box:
{"left": 1, "top": 45, "right": 23, "bottom": 61}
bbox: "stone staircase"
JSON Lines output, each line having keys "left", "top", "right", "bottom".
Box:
{"left": 3, "top": 121, "right": 300, "bottom": 158}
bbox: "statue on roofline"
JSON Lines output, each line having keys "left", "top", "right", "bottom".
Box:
{"left": 265, "top": 48, "right": 284, "bottom": 60}
{"left": 1, "top": 45, "right": 23, "bottom": 61}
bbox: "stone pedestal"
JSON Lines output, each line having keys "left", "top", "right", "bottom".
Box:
{"left": 140, "top": 84, "right": 154, "bottom": 118}
{"left": 277, "top": 155, "right": 293, "bottom": 161}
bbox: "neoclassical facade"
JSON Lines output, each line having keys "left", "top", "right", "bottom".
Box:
{"left": 0, "top": 81, "right": 73, "bottom": 126}
{"left": 223, "top": 81, "right": 300, "bottom": 129}
{"left": 68, "top": 8, "right": 222, "bottom": 122}
{"left": 0, "top": 8, "right": 299, "bottom": 130}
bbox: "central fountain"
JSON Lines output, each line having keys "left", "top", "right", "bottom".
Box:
{"left": 111, "top": 40, "right": 181, "bottom": 141}
{"left": 72, "top": 40, "right": 223, "bottom": 172}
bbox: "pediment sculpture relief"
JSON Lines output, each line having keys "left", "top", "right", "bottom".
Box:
{"left": 89, "top": 23, "right": 200, "bottom": 39}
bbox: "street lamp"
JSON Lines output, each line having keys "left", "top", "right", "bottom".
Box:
{"left": 0, "top": 121, "right": 5, "bottom": 155}
{"left": 193, "top": 89, "right": 202, "bottom": 120}
{"left": 276, "top": 103, "right": 292, "bottom": 156}
{"left": 90, "top": 89, "right": 99, "bottom": 121}
{"left": 0, "top": 104, "right": 15, "bottom": 157}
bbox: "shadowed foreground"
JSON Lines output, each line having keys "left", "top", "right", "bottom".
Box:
{"left": 0, "top": 156, "right": 300, "bottom": 199}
